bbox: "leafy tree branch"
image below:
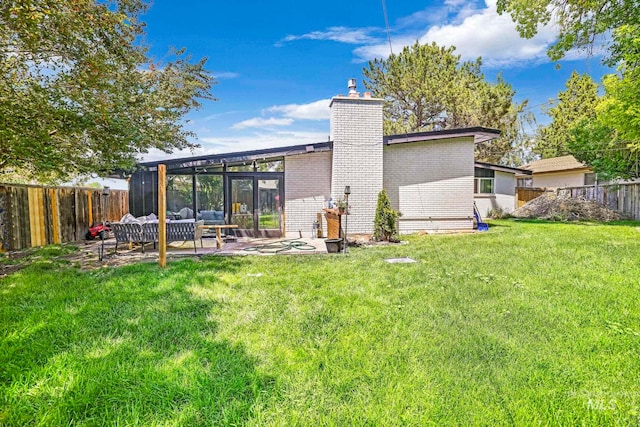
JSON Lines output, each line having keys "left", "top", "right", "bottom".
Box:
{"left": 0, "top": 0, "right": 216, "bottom": 183}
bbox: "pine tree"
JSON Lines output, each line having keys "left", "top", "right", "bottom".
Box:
{"left": 363, "top": 41, "right": 527, "bottom": 164}
{"left": 536, "top": 72, "right": 600, "bottom": 158}
{"left": 373, "top": 189, "right": 401, "bottom": 242}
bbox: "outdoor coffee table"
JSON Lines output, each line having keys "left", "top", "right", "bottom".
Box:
{"left": 200, "top": 224, "right": 239, "bottom": 249}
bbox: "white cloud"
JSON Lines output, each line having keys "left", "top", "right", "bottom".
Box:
{"left": 395, "top": 8, "right": 449, "bottom": 29}
{"left": 353, "top": 1, "right": 557, "bottom": 66}
{"left": 137, "top": 147, "right": 203, "bottom": 164}
{"left": 445, "top": 0, "right": 468, "bottom": 8}
{"left": 212, "top": 71, "right": 239, "bottom": 79}
{"left": 417, "top": 1, "right": 557, "bottom": 67}
{"left": 277, "top": 26, "right": 380, "bottom": 46}
{"left": 137, "top": 130, "right": 329, "bottom": 163}
{"left": 229, "top": 99, "right": 330, "bottom": 134}
{"left": 452, "top": 3, "right": 486, "bottom": 22}
{"left": 284, "top": 1, "right": 561, "bottom": 68}
{"left": 265, "top": 99, "right": 331, "bottom": 120}
{"left": 353, "top": 36, "right": 420, "bottom": 62}
{"left": 231, "top": 117, "right": 293, "bottom": 129}
{"left": 200, "top": 131, "right": 330, "bottom": 153}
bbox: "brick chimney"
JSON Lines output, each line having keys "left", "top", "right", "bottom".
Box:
{"left": 329, "top": 79, "right": 384, "bottom": 234}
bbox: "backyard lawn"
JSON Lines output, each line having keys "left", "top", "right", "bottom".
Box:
{"left": 1, "top": 220, "right": 639, "bottom": 425}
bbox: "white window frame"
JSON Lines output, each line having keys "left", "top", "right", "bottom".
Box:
{"left": 475, "top": 177, "right": 495, "bottom": 194}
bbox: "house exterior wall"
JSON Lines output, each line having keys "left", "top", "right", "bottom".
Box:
{"left": 330, "top": 96, "right": 384, "bottom": 234}
{"left": 284, "top": 151, "right": 332, "bottom": 237}
{"left": 474, "top": 171, "right": 517, "bottom": 216}
{"left": 383, "top": 138, "right": 475, "bottom": 233}
{"left": 533, "top": 170, "right": 589, "bottom": 189}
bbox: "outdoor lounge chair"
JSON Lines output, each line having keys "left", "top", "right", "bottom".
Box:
{"left": 111, "top": 222, "right": 153, "bottom": 253}
{"left": 111, "top": 220, "right": 204, "bottom": 254}
{"left": 144, "top": 220, "right": 204, "bottom": 253}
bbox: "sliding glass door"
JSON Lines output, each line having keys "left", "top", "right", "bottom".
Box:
{"left": 228, "top": 175, "right": 283, "bottom": 236}
{"left": 230, "top": 178, "right": 254, "bottom": 233}
{"left": 258, "top": 179, "right": 281, "bottom": 234}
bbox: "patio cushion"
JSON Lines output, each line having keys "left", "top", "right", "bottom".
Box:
{"left": 200, "top": 210, "right": 225, "bottom": 225}
{"left": 178, "top": 207, "right": 194, "bottom": 219}
{"left": 201, "top": 210, "right": 216, "bottom": 221}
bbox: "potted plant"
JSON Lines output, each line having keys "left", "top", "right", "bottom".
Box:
{"left": 336, "top": 197, "right": 350, "bottom": 214}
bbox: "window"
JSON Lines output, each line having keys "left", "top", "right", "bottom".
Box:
{"left": 227, "top": 163, "right": 255, "bottom": 172}
{"left": 257, "top": 159, "right": 284, "bottom": 172}
{"left": 474, "top": 168, "right": 495, "bottom": 194}
{"left": 584, "top": 173, "right": 596, "bottom": 185}
{"left": 517, "top": 177, "right": 533, "bottom": 188}
{"left": 196, "top": 174, "right": 223, "bottom": 211}
{"left": 166, "top": 175, "right": 193, "bottom": 213}
{"left": 475, "top": 178, "right": 494, "bottom": 194}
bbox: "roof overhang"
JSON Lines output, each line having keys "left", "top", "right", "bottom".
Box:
{"left": 384, "top": 127, "right": 501, "bottom": 146}
{"left": 475, "top": 161, "right": 532, "bottom": 175}
{"left": 137, "top": 141, "right": 333, "bottom": 172}
{"left": 523, "top": 165, "right": 591, "bottom": 174}
{"left": 520, "top": 155, "right": 591, "bottom": 174}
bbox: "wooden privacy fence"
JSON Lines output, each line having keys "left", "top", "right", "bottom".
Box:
{"left": 557, "top": 183, "right": 640, "bottom": 220}
{"left": 0, "top": 184, "right": 129, "bottom": 251}
{"left": 516, "top": 187, "right": 549, "bottom": 208}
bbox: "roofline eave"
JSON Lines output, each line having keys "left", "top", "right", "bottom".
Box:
{"left": 137, "top": 141, "right": 332, "bottom": 172}
{"left": 384, "top": 127, "right": 501, "bottom": 145}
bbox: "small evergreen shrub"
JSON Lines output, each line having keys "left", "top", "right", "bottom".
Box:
{"left": 373, "top": 189, "right": 401, "bottom": 241}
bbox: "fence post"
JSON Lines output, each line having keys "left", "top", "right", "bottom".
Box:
{"left": 49, "top": 188, "right": 60, "bottom": 244}
{"left": 158, "top": 164, "right": 167, "bottom": 268}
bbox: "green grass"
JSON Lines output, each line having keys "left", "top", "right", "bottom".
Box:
{"left": 1, "top": 220, "right": 640, "bottom": 425}
{"left": 258, "top": 213, "right": 280, "bottom": 229}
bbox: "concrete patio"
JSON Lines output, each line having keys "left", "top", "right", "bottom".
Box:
{"left": 86, "top": 235, "right": 330, "bottom": 260}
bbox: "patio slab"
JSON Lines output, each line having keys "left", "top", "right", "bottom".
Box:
{"left": 86, "top": 235, "right": 329, "bottom": 259}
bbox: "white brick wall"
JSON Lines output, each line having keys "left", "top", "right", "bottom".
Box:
{"left": 284, "top": 151, "right": 332, "bottom": 237}
{"left": 330, "top": 96, "right": 384, "bottom": 234}
{"left": 383, "top": 138, "right": 475, "bottom": 233}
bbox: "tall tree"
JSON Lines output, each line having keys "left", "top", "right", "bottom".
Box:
{"left": 362, "top": 42, "right": 527, "bottom": 164}
{"left": 0, "top": 0, "right": 215, "bottom": 183}
{"left": 496, "top": 0, "right": 640, "bottom": 61}
{"left": 536, "top": 71, "right": 600, "bottom": 158}
{"left": 498, "top": 0, "right": 640, "bottom": 178}
{"left": 597, "top": 25, "right": 640, "bottom": 147}
{"left": 568, "top": 25, "right": 640, "bottom": 179}
{"left": 569, "top": 121, "right": 639, "bottom": 180}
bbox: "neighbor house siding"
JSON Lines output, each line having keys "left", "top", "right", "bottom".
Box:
{"left": 383, "top": 138, "right": 475, "bottom": 233}
{"left": 533, "top": 170, "right": 589, "bottom": 189}
{"left": 330, "top": 96, "right": 384, "bottom": 234}
{"left": 284, "top": 151, "right": 332, "bottom": 237}
{"left": 475, "top": 171, "right": 517, "bottom": 216}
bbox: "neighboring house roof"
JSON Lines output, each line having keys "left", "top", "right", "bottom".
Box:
{"left": 475, "top": 161, "right": 532, "bottom": 175}
{"left": 520, "top": 155, "right": 589, "bottom": 174}
{"left": 384, "top": 127, "right": 501, "bottom": 145}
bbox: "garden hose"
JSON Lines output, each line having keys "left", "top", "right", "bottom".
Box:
{"left": 243, "top": 239, "right": 317, "bottom": 254}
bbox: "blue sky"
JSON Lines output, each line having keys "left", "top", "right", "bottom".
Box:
{"left": 139, "top": 0, "right": 612, "bottom": 163}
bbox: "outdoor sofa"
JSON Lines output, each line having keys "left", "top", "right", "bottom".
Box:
{"left": 197, "top": 210, "right": 226, "bottom": 225}
{"left": 111, "top": 220, "right": 204, "bottom": 253}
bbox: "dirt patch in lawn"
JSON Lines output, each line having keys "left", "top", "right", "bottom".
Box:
{"left": 0, "top": 240, "right": 191, "bottom": 277}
